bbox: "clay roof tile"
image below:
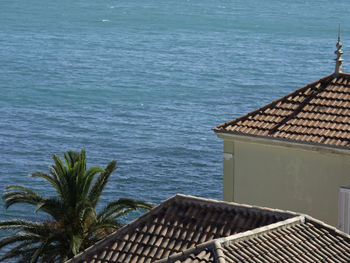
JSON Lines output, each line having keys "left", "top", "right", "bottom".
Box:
{"left": 215, "top": 73, "right": 350, "bottom": 149}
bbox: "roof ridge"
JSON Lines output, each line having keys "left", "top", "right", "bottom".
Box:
{"left": 173, "top": 194, "right": 297, "bottom": 218}
{"left": 213, "top": 241, "right": 226, "bottom": 263}
{"left": 216, "top": 74, "right": 334, "bottom": 130}
{"left": 214, "top": 215, "right": 304, "bottom": 247}
{"left": 338, "top": 72, "right": 350, "bottom": 77}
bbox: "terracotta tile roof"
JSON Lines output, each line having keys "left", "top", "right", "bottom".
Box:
{"left": 66, "top": 195, "right": 350, "bottom": 263}
{"left": 215, "top": 73, "right": 350, "bottom": 149}
{"left": 155, "top": 216, "right": 350, "bottom": 263}
{"left": 66, "top": 194, "right": 294, "bottom": 263}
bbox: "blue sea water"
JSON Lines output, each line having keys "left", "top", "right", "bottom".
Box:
{"left": 1, "top": 0, "right": 350, "bottom": 258}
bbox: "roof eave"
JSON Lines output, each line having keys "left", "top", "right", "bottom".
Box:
{"left": 213, "top": 128, "right": 350, "bottom": 156}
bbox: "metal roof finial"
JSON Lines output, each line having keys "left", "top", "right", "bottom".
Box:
{"left": 334, "top": 24, "right": 343, "bottom": 76}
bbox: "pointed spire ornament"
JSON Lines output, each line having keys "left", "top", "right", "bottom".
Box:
{"left": 334, "top": 24, "right": 343, "bottom": 76}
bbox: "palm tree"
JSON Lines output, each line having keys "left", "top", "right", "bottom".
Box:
{"left": 0, "top": 150, "right": 153, "bottom": 263}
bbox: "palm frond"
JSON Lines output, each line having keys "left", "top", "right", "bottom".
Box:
{"left": 85, "top": 218, "right": 122, "bottom": 246}
{"left": 30, "top": 237, "right": 51, "bottom": 263}
{"left": 0, "top": 241, "right": 37, "bottom": 262}
{"left": 0, "top": 232, "right": 40, "bottom": 249}
{"left": 0, "top": 220, "right": 50, "bottom": 236}
{"left": 2, "top": 186, "right": 44, "bottom": 210}
{"left": 29, "top": 172, "right": 62, "bottom": 197}
{"left": 97, "top": 198, "right": 154, "bottom": 220}
{"left": 2, "top": 193, "right": 63, "bottom": 223}
{"left": 36, "top": 197, "right": 64, "bottom": 220}
{"left": 52, "top": 154, "right": 67, "bottom": 179}
{"left": 49, "top": 165, "right": 69, "bottom": 202}
{"left": 63, "top": 151, "right": 75, "bottom": 171}
{"left": 88, "top": 160, "right": 117, "bottom": 207}
{"left": 87, "top": 219, "right": 122, "bottom": 234}
{"left": 81, "top": 166, "right": 104, "bottom": 200}
{"left": 41, "top": 245, "right": 64, "bottom": 263}
{"left": 5, "top": 185, "right": 39, "bottom": 196}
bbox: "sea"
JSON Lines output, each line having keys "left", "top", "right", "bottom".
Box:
{"left": 1, "top": 0, "right": 350, "bottom": 258}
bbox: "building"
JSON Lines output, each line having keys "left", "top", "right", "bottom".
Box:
{"left": 66, "top": 194, "right": 350, "bottom": 263}
{"left": 214, "top": 35, "right": 350, "bottom": 228}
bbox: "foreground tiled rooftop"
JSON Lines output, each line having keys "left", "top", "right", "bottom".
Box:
{"left": 66, "top": 194, "right": 294, "bottom": 263}
{"left": 155, "top": 216, "right": 350, "bottom": 263}
{"left": 215, "top": 72, "right": 350, "bottom": 149}
{"left": 66, "top": 194, "right": 350, "bottom": 263}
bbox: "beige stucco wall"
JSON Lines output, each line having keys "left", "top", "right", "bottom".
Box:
{"left": 219, "top": 134, "right": 350, "bottom": 226}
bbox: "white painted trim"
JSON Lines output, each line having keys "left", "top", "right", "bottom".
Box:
{"left": 216, "top": 216, "right": 304, "bottom": 245}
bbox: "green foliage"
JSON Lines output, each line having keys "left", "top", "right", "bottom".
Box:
{"left": 0, "top": 150, "right": 153, "bottom": 263}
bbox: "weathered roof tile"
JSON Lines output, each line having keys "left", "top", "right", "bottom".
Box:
{"left": 66, "top": 196, "right": 350, "bottom": 263}
{"left": 67, "top": 195, "right": 293, "bottom": 263}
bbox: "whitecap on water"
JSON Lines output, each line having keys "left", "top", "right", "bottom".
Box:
{"left": 101, "top": 19, "right": 110, "bottom": 22}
